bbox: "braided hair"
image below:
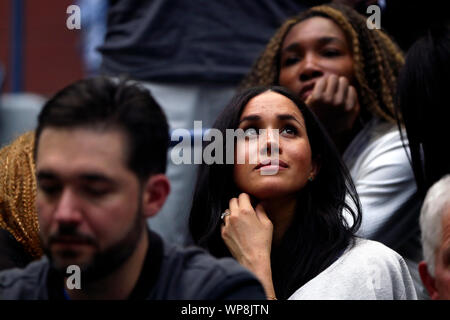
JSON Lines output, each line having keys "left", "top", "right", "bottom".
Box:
{"left": 0, "top": 131, "right": 43, "bottom": 259}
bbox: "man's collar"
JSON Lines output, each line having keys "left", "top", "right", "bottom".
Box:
{"left": 128, "top": 229, "right": 164, "bottom": 299}
{"left": 47, "top": 228, "right": 164, "bottom": 300}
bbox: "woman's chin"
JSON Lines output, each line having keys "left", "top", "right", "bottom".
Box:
{"left": 246, "top": 187, "right": 291, "bottom": 201}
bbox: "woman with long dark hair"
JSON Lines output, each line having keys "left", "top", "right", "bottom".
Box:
{"left": 189, "top": 86, "right": 416, "bottom": 299}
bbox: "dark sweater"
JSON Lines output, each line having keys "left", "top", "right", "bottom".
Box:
{"left": 0, "top": 229, "right": 265, "bottom": 300}
{"left": 0, "top": 228, "right": 33, "bottom": 271}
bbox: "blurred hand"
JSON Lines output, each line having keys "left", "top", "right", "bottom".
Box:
{"left": 305, "top": 75, "right": 360, "bottom": 135}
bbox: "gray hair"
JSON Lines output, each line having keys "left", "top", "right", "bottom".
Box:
{"left": 420, "top": 174, "right": 450, "bottom": 276}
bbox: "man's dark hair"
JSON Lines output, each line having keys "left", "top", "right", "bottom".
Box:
{"left": 34, "top": 77, "right": 169, "bottom": 181}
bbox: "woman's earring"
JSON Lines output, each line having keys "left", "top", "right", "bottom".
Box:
{"left": 308, "top": 176, "right": 314, "bottom": 182}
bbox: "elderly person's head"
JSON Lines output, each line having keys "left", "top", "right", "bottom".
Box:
{"left": 418, "top": 174, "right": 450, "bottom": 299}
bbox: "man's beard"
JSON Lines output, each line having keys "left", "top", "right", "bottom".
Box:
{"left": 43, "top": 206, "right": 145, "bottom": 284}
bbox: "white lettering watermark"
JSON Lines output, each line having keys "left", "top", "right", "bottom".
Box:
{"left": 366, "top": 5, "right": 381, "bottom": 30}
{"left": 170, "top": 121, "right": 280, "bottom": 175}
{"left": 66, "top": 265, "right": 81, "bottom": 289}
{"left": 66, "top": 5, "right": 81, "bottom": 30}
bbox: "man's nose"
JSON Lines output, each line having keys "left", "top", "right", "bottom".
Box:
{"left": 53, "top": 189, "right": 83, "bottom": 225}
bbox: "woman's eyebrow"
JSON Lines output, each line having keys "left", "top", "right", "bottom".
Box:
{"left": 239, "top": 113, "right": 304, "bottom": 128}
{"left": 317, "top": 36, "right": 345, "bottom": 46}
{"left": 239, "top": 115, "right": 261, "bottom": 124}
{"left": 277, "top": 114, "right": 304, "bottom": 127}
{"left": 282, "top": 36, "right": 345, "bottom": 53}
{"left": 282, "top": 42, "right": 300, "bottom": 53}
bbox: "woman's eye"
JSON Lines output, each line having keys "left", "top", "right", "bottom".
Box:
{"left": 283, "top": 56, "right": 300, "bottom": 66}
{"left": 281, "top": 126, "right": 298, "bottom": 136}
{"left": 322, "top": 49, "right": 341, "bottom": 57}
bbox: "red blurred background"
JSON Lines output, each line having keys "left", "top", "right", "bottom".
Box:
{"left": 0, "top": 0, "right": 83, "bottom": 97}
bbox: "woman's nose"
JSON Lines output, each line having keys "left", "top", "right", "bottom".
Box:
{"left": 299, "top": 54, "right": 323, "bottom": 82}
{"left": 260, "top": 129, "right": 280, "bottom": 157}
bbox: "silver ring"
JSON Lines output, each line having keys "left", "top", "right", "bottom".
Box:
{"left": 221, "top": 210, "right": 231, "bottom": 220}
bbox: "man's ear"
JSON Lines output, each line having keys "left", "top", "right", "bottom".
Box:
{"left": 141, "top": 174, "right": 170, "bottom": 219}
{"left": 418, "top": 261, "right": 439, "bottom": 300}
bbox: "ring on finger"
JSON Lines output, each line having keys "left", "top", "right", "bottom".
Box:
{"left": 221, "top": 210, "right": 231, "bottom": 220}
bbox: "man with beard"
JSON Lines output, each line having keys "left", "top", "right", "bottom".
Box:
{"left": 0, "top": 77, "right": 265, "bottom": 300}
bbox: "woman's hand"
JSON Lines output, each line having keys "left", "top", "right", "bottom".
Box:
{"left": 221, "top": 193, "right": 276, "bottom": 299}
{"left": 305, "top": 74, "right": 360, "bottom": 135}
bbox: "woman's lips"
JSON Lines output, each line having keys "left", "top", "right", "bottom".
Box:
{"left": 258, "top": 165, "right": 287, "bottom": 172}
{"left": 254, "top": 159, "right": 288, "bottom": 170}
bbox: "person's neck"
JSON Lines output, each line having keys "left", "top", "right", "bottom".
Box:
{"left": 65, "top": 229, "right": 149, "bottom": 300}
{"left": 332, "top": 120, "right": 364, "bottom": 154}
{"left": 260, "top": 196, "right": 297, "bottom": 247}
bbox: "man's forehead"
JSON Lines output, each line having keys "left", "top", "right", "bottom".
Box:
{"left": 36, "top": 127, "right": 129, "bottom": 172}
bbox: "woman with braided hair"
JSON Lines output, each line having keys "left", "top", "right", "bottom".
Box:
{"left": 241, "top": 3, "right": 425, "bottom": 298}
{"left": 0, "top": 131, "right": 43, "bottom": 270}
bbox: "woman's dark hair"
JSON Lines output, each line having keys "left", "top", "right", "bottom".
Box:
{"left": 189, "top": 86, "right": 361, "bottom": 299}
{"left": 396, "top": 23, "right": 450, "bottom": 196}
